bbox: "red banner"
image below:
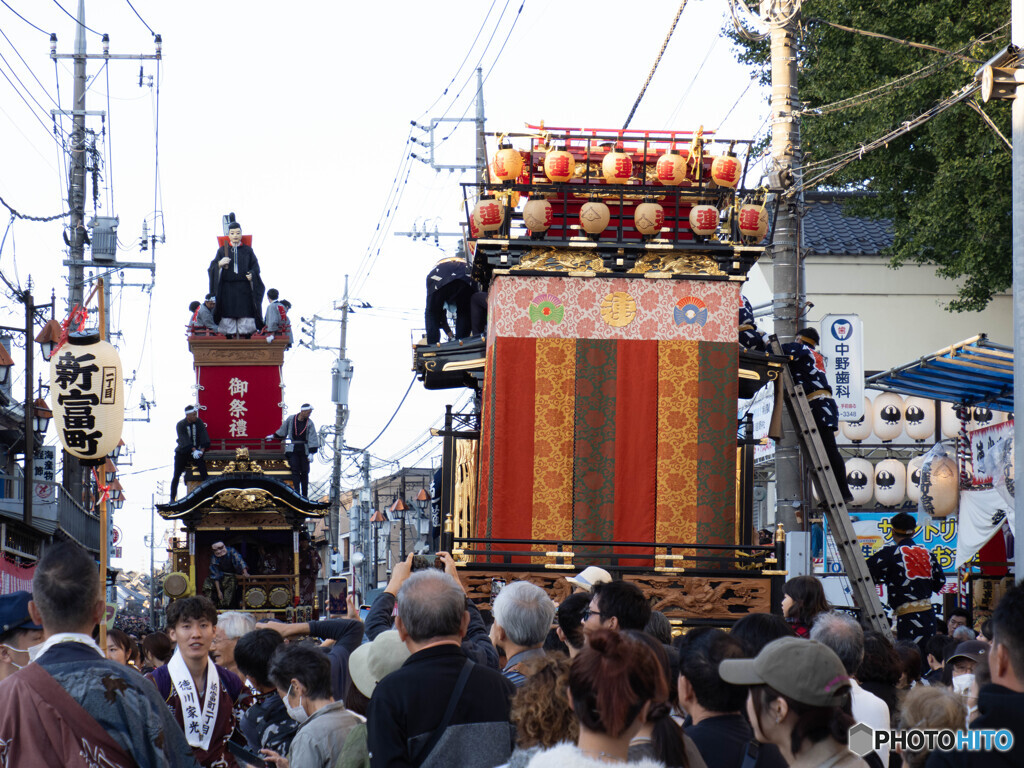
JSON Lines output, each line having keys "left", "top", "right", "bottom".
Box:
{"left": 197, "top": 365, "right": 284, "bottom": 446}
{"left": 0, "top": 558, "right": 35, "bottom": 593}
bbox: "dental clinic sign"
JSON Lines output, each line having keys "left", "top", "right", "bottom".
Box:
{"left": 820, "top": 314, "right": 863, "bottom": 421}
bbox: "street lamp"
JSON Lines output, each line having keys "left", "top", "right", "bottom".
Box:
{"left": 32, "top": 398, "right": 52, "bottom": 435}
{"left": 0, "top": 342, "right": 13, "bottom": 388}
{"left": 34, "top": 319, "right": 62, "bottom": 362}
{"left": 105, "top": 459, "right": 117, "bottom": 484}
{"left": 107, "top": 438, "right": 124, "bottom": 461}
{"left": 415, "top": 488, "right": 431, "bottom": 553}
{"left": 390, "top": 497, "right": 408, "bottom": 559}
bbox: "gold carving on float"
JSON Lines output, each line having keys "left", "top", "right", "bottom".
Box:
{"left": 212, "top": 488, "right": 273, "bottom": 511}
{"left": 222, "top": 447, "right": 264, "bottom": 474}
{"left": 510, "top": 248, "right": 606, "bottom": 273}
{"left": 628, "top": 253, "right": 725, "bottom": 277}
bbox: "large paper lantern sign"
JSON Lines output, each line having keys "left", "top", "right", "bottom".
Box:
{"left": 841, "top": 397, "right": 874, "bottom": 442}
{"left": 874, "top": 459, "right": 906, "bottom": 507}
{"left": 906, "top": 455, "right": 926, "bottom": 504}
{"left": 872, "top": 392, "right": 905, "bottom": 442}
{"left": 845, "top": 457, "right": 874, "bottom": 507}
{"left": 920, "top": 454, "right": 958, "bottom": 517}
{"left": 939, "top": 401, "right": 962, "bottom": 439}
{"left": 50, "top": 330, "right": 125, "bottom": 466}
{"left": 903, "top": 397, "right": 935, "bottom": 442}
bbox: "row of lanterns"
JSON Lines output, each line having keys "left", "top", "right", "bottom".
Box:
{"left": 814, "top": 453, "right": 959, "bottom": 516}
{"left": 841, "top": 393, "right": 1010, "bottom": 443}
{"left": 472, "top": 195, "right": 768, "bottom": 240}
{"left": 492, "top": 143, "right": 744, "bottom": 189}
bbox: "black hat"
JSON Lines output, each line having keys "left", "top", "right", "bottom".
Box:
{"left": 205, "top": 293, "right": 216, "bottom": 302}
{"left": 0, "top": 591, "right": 42, "bottom": 635}
{"left": 227, "top": 221, "right": 242, "bottom": 232}
{"left": 890, "top": 512, "right": 917, "bottom": 535}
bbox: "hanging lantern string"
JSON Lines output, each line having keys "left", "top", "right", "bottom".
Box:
{"left": 91, "top": 467, "right": 111, "bottom": 508}
{"left": 51, "top": 305, "right": 89, "bottom": 359}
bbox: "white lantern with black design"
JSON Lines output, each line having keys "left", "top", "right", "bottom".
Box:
{"left": 872, "top": 392, "right": 904, "bottom": 442}
{"left": 845, "top": 457, "right": 874, "bottom": 507}
{"left": 906, "top": 455, "right": 926, "bottom": 504}
{"left": 49, "top": 330, "right": 125, "bottom": 466}
{"left": 903, "top": 397, "right": 935, "bottom": 442}
{"left": 840, "top": 397, "right": 873, "bottom": 442}
{"left": 874, "top": 458, "right": 906, "bottom": 507}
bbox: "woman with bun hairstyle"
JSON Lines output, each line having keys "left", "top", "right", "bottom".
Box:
{"left": 720, "top": 637, "right": 867, "bottom": 768}
{"left": 781, "top": 575, "right": 830, "bottom": 638}
{"left": 527, "top": 629, "right": 666, "bottom": 767}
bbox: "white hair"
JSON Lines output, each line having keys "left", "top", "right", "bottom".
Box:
{"left": 218, "top": 611, "right": 256, "bottom": 639}
{"left": 493, "top": 580, "right": 556, "bottom": 647}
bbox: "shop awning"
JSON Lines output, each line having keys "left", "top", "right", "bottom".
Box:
{"left": 865, "top": 334, "right": 1013, "bottom": 412}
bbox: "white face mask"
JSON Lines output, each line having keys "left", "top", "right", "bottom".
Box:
{"left": 1, "top": 644, "right": 27, "bottom": 670}
{"left": 26, "top": 641, "right": 46, "bottom": 662}
{"left": 952, "top": 672, "right": 975, "bottom": 696}
{"left": 285, "top": 684, "right": 308, "bottom": 723}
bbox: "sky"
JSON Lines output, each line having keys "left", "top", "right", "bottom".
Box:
{"left": 0, "top": 0, "right": 771, "bottom": 573}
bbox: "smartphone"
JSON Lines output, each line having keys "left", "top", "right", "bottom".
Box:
{"left": 491, "top": 577, "right": 506, "bottom": 599}
{"left": 328, "top": 577, "right": 348, "bottom": 616}
{"left": 226, "top": 739, "right": 267, "bottom": 768}
{"left": 359, "top": 604, "right": 371, "bottom": 622}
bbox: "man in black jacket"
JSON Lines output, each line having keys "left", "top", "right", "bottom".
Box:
{"left": 208, "top": 221, "right": 265, "bottom": 338}
{"left": 366, "top": 568, "right": 514, "bottom": 768}
{"left": 171, "top": 404, "right": 210, "bottom": 501}
{"left": 927, "top": 582, "right": 1024, "bottom": 767}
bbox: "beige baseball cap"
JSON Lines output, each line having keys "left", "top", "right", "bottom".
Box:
{"left": 719, "top": 637, "right": 851, "bottom": 707}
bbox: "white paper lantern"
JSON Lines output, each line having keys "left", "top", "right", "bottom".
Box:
{"left": 523, "top": 198, "right": 553, "bottom": 233}
{"left": 873, "top": 392, "right": 905, "bottom": 442}
{"left": 845, "top": 458, "right": 874, "bottom": 507}
{"left": 874, "top": 459, "right": 907, "bottom": 507}
{"left": 970, "top": 407, "right": 998, "bottom": 429}
{"left": 906, "top": 455, "right": 926, "bottom": 504}
{"left": 939, "top": 401, "right": 963, "bottom": 439}
{"left": 50, "top": 330, "right": 125, "bottom": 466}
{"left": 921, "top": 454, "right": 959, "bottom": 518}
{"left": 903, "top": 397, "right": 936, "bottom": 442}
{"left": 841, "top": 397, "right": 874, "bottom": 442}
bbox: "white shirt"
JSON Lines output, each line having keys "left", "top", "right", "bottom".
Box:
{"left": 851, "top": 679, "right": 890, "bottom": 766}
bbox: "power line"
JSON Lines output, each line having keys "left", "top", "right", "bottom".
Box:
{"left": 665, "top": 34, "right": 718, "bottom": 128}
{"left": 123, "top": 0, "right": 156, "bottom": 37}
{"left": 0, "top": 27, "right": 60, "bottom": 108}
{"left": 51, "top": 0, "right": 102, "bottom": 36}
{"left": 418, "top": 0, "right": 499, "bottom": 119}
{"left": 622, "top": 1, "right": 688, "bottom": 130}
{"left": 0, "top": 192, "right": 67, "bottom": 222}
{"left": 359, "top": 374, "right": 417, "bottom": 451}
{"left": 0, "top": 0, "right": 52, "bottom": 35}
{"left": 807, "top": 17, "right": 983, "bottom": 64}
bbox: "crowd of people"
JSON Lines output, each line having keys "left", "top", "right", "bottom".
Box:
{"left": 0, "top": 541, "right": 1021, "bottom": 768}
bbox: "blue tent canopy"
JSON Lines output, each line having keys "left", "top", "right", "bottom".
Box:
{"left": 866, "top": 335, "right": 1013, "bottom": 412}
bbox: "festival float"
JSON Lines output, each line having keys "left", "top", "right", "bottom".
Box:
{"left": 415, "top": 125, "right": 788, "bottom": 627}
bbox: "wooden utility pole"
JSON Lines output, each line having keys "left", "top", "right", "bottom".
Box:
{"left": 330, "top": 276, "right": 351, "bottom": 553}
{"left": 770, "top": 0, "right": 804, "bottom": 532}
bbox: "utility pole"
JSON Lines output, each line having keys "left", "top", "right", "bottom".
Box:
{"left": 770, "top": 0, "right": 804, "bottom": 533}
{"left": 23, "top": 290, "right": 34, "bottom": 528}
{"left": 330, "top": 276, "right": 352, "bottom": 553}
{"left": 475, "top": 66, "right": 487, "bottom": 186}
{"left": 149, "top": 492, "right": 155, "bottom": 628}
{"left": 360, "top": 450, "right": 371, "bottom": 593}
{"left": 1012, "top": 0, "right": 1023, "bottom": 584}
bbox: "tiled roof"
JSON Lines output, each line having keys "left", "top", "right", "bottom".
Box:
{"left": 800, "top": 194, "right": 893, "bottom": 256}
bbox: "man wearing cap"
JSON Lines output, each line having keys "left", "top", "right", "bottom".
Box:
{"left": 566, "top": 565, "right": 612, "bottom": 594}
{"left": 267, "top": 403, "right": 319, "bottom": 497}
{"left": 866, "top": 512, "right": 944, "bottom": 650}
{"left": 208, "top": 220, "right": 265, "bottom": 338}
{"left": 782, "top": 328, "right": 853, "bottom": 503}
{"left": 171, "top": 404, "right": 210, "bottom": 502}
{"left": 0, "top": 591, "right": 43, "bottom": 682}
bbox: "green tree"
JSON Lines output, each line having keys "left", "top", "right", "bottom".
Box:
{"left": 728, "top": 1, "right": 1011, "bottom": 311}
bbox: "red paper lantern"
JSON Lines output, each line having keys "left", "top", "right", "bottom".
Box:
{"left": 523, "top": 198, "right": 554, "bottom": 233}
{"left": 689, "top": 204, "right": 719, "bottom": 236}
{"left": 710, "top": 152, "right": 741, "bottom": 189}
{"left": 602, "top": 147, "right": 633, "bottom": 184}
{"left": 492, "top": 144, "right": 524, "bottom": 182}
{"left": 737, "top": 205, "right": 768, "bottom": 240}
{"left": 655, "top": 150, "right": 687, "bottom": 186}
{"left": 579, "top": 199, "right": 610, "bottom": 235}
{"left": 634, "top": 201, "right": 665, "bottom": 236}
{"left": 472, "top": 196, "right": 504, "bottom": 234}
{"left": 543, "top": 147, "right": 575, "bottom": 183}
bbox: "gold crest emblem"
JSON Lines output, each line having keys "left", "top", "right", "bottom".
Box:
{"left": 600, "top": 292, "right": 637, "bottom": 327}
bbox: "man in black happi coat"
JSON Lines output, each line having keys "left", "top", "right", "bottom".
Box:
{"left": 208, "top": 221, "right": 265, "bottom": 337}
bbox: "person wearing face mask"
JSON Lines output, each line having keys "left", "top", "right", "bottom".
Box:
{"left": 208, "top": 220, "right": 265, "bottom": 338}
{"left": 944, "top": 641, "right": 988, "bottom": 699}
{"left": 0, "top": 591, "right": 43, "bottom": 681}
{"left": 260, "top": 643, "right": 362, "bottom": 768}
